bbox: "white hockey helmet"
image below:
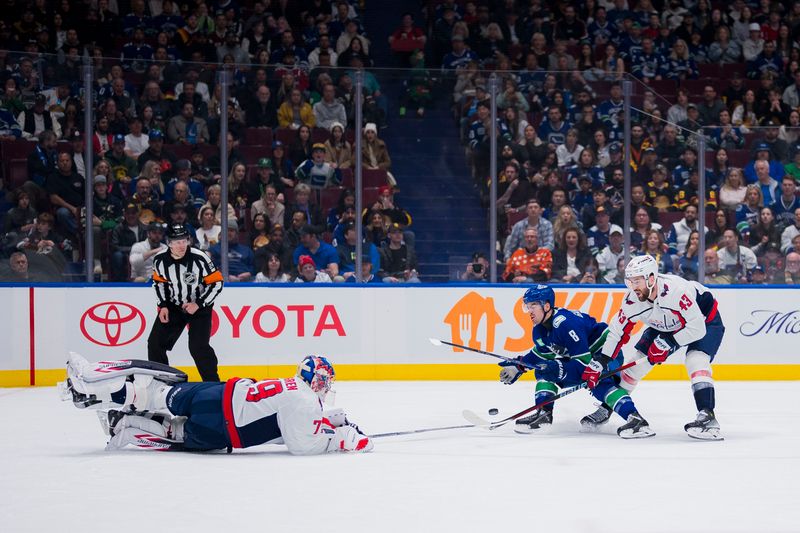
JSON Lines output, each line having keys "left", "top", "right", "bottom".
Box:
{"left": 624, "top": 255, "right": 658, "bottom": 289}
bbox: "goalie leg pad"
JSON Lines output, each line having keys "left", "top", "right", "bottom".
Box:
{"left": 63, "top": 353, "right": 174, "bottom": 412}
{"left": 67, "top": 353, "right": 187, "bottom": 384}
{"left": 105, "top": 413, "right": 186, "bottom": 450}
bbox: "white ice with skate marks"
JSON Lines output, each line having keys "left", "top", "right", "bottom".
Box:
{"left": 1, "top": 381, "right": 799, "bottom": 533}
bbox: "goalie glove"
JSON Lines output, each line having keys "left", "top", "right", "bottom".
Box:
{"left": 324, "top": 408, "right": 347, "bottom": 428}
{"left": 331, "top": 424, "right": 373, "bottom": 453}
{"left": 498, "top": 358, "right": 526, "bottom": 385}
{"left": 581, "top": 355, "right": 610, "bottom": 389}
{"left": 647, "top": 334, "right": 677, "bottom": 365}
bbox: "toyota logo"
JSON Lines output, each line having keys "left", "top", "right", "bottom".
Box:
{"left": 80, "top": 302, "right": 146, "bottom": 347}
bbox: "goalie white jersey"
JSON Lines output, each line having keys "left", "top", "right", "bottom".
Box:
{"left": 222, "top": 376, "right": 335, "bottom": 455}
{"left": 601, "top": 274, "right": 719, "bottom": 359}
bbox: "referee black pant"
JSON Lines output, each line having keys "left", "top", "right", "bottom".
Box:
{"left": 147, "top": 304, "right": 220, "bottom": 382}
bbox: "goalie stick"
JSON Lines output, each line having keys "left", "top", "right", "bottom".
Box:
{"left": 428, "top": 338, "right": 540, "bottom": 370}
{"left": 462, "top": 357, "right": 648, "bottom": 430}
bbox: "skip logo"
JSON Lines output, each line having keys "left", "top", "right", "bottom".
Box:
{"left": 443, "top": 290, "right": 644, "bottom": 353}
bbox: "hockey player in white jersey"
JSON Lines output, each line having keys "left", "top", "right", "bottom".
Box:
{"left": 60, "top": 353, "right": 373, "bottom": 454}
{"left": 581, "top": 255, "right": 725, "bottom": 440}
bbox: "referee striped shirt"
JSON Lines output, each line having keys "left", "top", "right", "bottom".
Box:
{"left": 152, "top": 247, "right": 224, "bottom": 308}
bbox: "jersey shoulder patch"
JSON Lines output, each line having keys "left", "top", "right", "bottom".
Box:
{"left": 552, "top": 314, "right": 566, "bottom": 328}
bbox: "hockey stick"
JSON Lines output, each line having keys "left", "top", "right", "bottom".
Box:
{"left": 463, "top": 357, "right": 649, "bottom": 430}
{"left": 428, "top": 338, "right": 539, "bottom": 370}
{"left": 370, "top": 423, "right": 475, "bottom": 439}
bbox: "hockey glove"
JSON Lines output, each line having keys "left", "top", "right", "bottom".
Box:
{"left": 499, "top": 358, "right": 526, "bottom": 385}
{"left": 534, "top": 359, "right": 566, "bottom": 382}
{"left": 582, "top": 355, "right": 611, "bottom": 389}
{"left": 647, "top": 335, "right": 676, "bottom": 365}
{"left": 332, "top": 425, "right": 373, "bottom": 453}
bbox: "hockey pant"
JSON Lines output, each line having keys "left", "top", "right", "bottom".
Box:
{"left": 535, "top": 358, "right": 637, "bottom": 420}
{"left": 621, "top": 314, "right": 725, "bottom": 412}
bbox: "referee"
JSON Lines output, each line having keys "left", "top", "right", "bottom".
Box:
{"left": 148, "top": 223, "right": 223, "bottom": 382}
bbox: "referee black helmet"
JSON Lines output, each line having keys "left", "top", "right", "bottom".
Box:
{"left": 166, "top": 223, "right": 191, "bottom": 241}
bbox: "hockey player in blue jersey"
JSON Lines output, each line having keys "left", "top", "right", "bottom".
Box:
{"left": 499, "top": 285, "right": 653, "bottom": 438}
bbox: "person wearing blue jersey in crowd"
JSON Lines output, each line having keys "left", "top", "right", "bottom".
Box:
{"left": 498, "top": 285, "right": 653, "bottom": 438}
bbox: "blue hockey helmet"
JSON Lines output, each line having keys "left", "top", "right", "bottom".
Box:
{"left": 523, "top": 284, "right": 555, "bottom": 311}
{"left": 297, "top": 356, "right": 336, "bottom": 401}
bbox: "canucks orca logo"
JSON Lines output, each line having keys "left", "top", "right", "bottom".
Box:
{"left": 182, "top": 271, "right": 198, "bottom": 285}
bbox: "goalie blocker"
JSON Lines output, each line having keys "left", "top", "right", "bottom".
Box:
{"left": 60, "top": 353, "right": 373, "bottom": 454}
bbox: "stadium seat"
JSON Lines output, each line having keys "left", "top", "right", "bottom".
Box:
{"left": 727, "top": 149, "right": 750, "bottom": 168}
{"left": 8, "top": 159, "right": 28, "bottom": 190}
{"left": 340, "top": 168, "right": 354, "bottom": 188}
{"left": 698, "top": 64, "right": 722, "bottom": 79}
{"left": 170, "top": 144, "right": 193, "bottom": 160}
{"left": 320, "top": 187, "right": 344, "bottom": 214}
{"left": 311, "top": 127, "right": 330, "bottom": 144}
{"left": 363, "top": 186, "right": 381, "bottom": 207}
{"left": 239, "top": 145, "right": 270, "bottom": 163}
{"left": 274, "top": 128, "right": 295, "bottom": 146}
{"left": 1, "top": 139, "right": 36, "bottom": 160}
{"left": 363, "top": 168, "right": 389, "bottom": 187}
{"left": 649, "top": 79, "right": 678, "bottom": 96}
{"left": 243, "top": 128, "right": 273, "bottom": 146}
{"left": 507, "top": 210, "right": 526, "bottom": 231}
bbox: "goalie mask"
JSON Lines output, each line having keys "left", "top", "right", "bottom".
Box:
{"left": 297, "top": 356, "right": 335, "bottom": 402}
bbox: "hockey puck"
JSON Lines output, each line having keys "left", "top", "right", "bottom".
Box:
{"left": 488, "top": 408, "right": 499, "bottom": 416}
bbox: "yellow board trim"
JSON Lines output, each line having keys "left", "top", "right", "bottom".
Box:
{"left": 3, "top": 364, "right": 800, "bottom": 387}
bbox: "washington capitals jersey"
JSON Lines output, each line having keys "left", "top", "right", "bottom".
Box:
{"left": 601, "top": 274, "right": 719, "bottom": 360}
{"left": 222, "top": 377, "right": 335, "bottom": 454}
{"left": 521, "top": 308, "right": 609, "bottom": 367}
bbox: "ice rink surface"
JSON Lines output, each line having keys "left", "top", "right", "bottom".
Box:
{"left": 2, "top": 380, "right": 799, "bottom": 533}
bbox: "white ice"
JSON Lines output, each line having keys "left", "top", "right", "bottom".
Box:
{"left": 1, "top": 380, "right": 799, "bottom": 533}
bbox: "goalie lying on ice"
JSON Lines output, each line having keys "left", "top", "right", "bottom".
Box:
{"left": 59, "top": 353, "right": 373, "bottom": 454}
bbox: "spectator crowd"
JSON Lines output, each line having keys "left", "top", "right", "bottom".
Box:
{"left": 2, "top": 0, "right": 800, "bottom": 285}
{"left": 0, "top": 0, "right": 422, "bottom": 283}
{"left": 435, "top": 0, "right": 800, "bottom": 285}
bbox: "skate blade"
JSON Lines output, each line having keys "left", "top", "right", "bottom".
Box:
{"left": 56, "top": 381, "right": 72, "bottom": 402}
{"left": 686, "top": 427, "right": 724, "bottom": 441}
{"left": 579, "top": 420, "right": 609, "bottom": 433}
{"left": 514, "top": 423, "right": 552, "bottom": 435}
{"left": 618, "top": 428, "right": 656, "bottom": 439}
{"left": 96, "top": 411, "right": 112, "bottom": 436}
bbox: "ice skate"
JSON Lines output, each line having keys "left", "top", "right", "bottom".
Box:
{"left": 684, "top": 409, "right": 723, "bottom": 441}
{"left": 617, "top": 412, "right": 655, "bottom": 439}
{"left": 580, "top": 403, "right": 612, "bottom": 432}
{"left": 97, "top": 410, "right": 128, "bottom": 436}
{"left": 514, "top": 409, "right": 553, "bottom": 434}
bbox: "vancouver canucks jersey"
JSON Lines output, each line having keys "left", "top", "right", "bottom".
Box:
{"left": 521, "top": 308, "right": 609, "bottom": 366}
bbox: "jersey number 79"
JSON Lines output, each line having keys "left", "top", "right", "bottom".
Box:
{"left": 246, "top": 380, "right": 284, "bottom": 402}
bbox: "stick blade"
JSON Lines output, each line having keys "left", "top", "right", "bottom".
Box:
{"left": 462, "top": 409, "right": 491, "bottom": 427}
{"left": 429, "top": 338, "right": 443, "bottom": 346}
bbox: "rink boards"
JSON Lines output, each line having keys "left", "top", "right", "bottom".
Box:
{"left": 0, "top": 284, "right": 799, "bottom": 386}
